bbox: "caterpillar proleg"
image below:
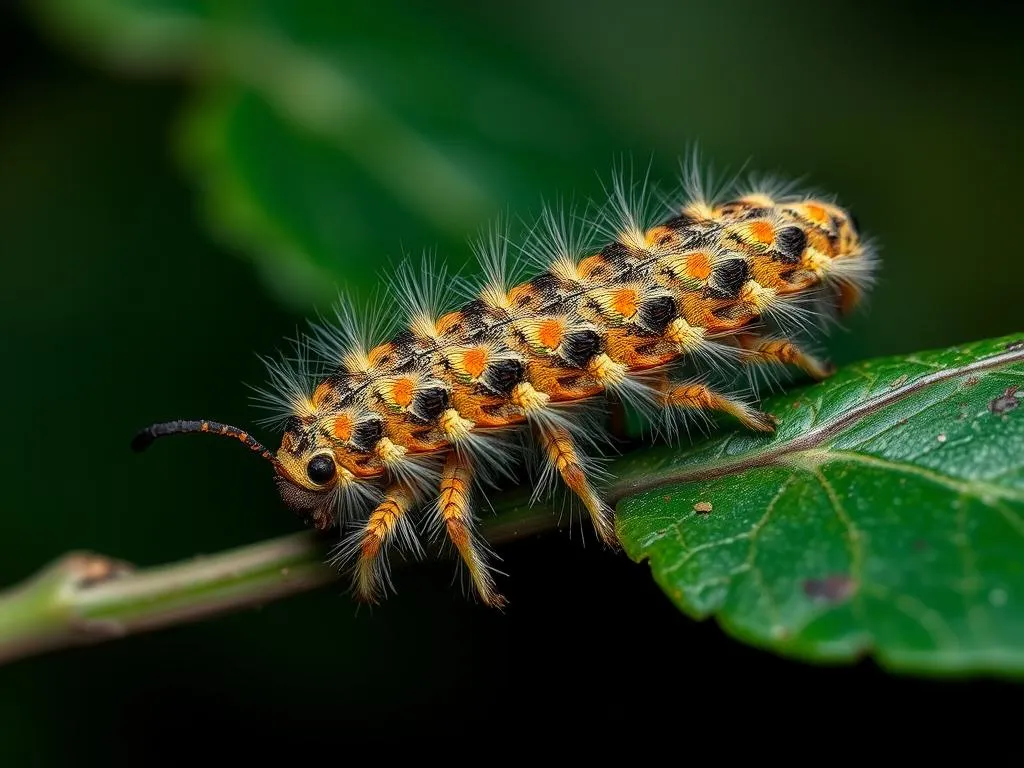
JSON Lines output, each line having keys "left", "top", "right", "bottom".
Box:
{"left": 133, "top": 157, "right": 878, "bottom": 608}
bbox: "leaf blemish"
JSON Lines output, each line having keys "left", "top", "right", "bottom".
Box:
{"left": 803, "top": 574, "right": 857, "bottom": 603}
{"left": 989, "top": 386, "right": 1020, "bottom": 415}
{"left": 890, "top": 374, "right": 909, "bottom": 388}
{"left": 693, "top": 501, "right": 713, "bottom": 514}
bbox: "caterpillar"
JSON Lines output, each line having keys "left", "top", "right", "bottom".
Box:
{"left": 133, "top": 158, "right": 878, "bottom": 608}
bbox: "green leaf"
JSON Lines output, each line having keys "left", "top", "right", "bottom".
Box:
{"left": 34, "top": 0, "right": 627, "bottom": 309}
{"left": 609, "top": 334, "right": 1024, "bottom": 675}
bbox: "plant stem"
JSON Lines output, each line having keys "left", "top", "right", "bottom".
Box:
{"left": 0, "top": 490, "right": 556, "bottom": 667}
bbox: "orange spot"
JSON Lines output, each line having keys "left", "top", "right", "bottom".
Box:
{"left": 462, "top": 347, "right": 489, "bottom": 378}
{"left": 538, "top": 319, "right": 564, "bottom": 350}
{"left": 804, "top": 203, "right": 828, "bottom": 224}
{"left": 645, "top": 225, "right": 675, "bottom": 248}
{"left": 685, "top": 251, "right": 712, "bottom": 280}
{"left": 750, "top": 221, "right": 774, "bottom": 244}
{"left": 368, "top": 343, "right": 394, "bottom": 367}
{"left": 612, "top": 288, "right": 639, "bottom": 318}
{"left": 392, "top": 378, "right": 415, "bottom": 407}
{"left": 332, "top": 414, "right": 353, "bottom": 441}
{"left": 435, "top": 311, "right": 463, "bottom": 335}
{"left": 577, "top": 254, "right": 606, "bottom": 280}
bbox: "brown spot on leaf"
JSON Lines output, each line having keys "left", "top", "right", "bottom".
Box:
{"left": 964, "top": 376, "right": 980, "bottom": 386}
{"left": 693, "top": 501, "right": 713, "bottom": 514}
{"left": 662, "top": 495, "right": 672, "bottom": 503}
{"left": 1006, "top": 340, "right": 1024, "bottom": 352}
{"left": 989, "top": 386, "right": 1020, "bottom": 415}
{"left": 803, "top": 574, "right": 857, "bottom": 603}
{"left": 890, "top": 374, "right": 908, "bottom": 388}
{"left": 913, "top": 539, "right": 929, "bottom": 552}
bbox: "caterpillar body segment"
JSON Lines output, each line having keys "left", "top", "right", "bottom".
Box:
{"left": 134, "top": 164, "right": 877, "bottom": 607}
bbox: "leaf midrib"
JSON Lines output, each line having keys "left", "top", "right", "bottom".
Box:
{"left": 609, "top": 345, "right": 1024, "bottom": 503}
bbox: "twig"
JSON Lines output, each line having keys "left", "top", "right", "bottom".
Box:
{"left": 0, "top": 490, "right": 556, "bottom": 667}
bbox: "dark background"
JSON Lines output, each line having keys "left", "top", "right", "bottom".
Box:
{"left": 2, "top": 0, "right": 1022, "bottom": 760}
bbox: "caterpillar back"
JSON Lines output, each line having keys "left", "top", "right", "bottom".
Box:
{"left": 133, "top": 158, "right": 878, "bottom": 608}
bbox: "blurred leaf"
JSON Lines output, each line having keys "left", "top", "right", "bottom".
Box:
{"left": 36, "top": 0, "right": 629, "bottom": 308}
{"left": 613, "top": 334, "right": 1024, "bottom": 675}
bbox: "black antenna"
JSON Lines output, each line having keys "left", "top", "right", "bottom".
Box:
{"left": 132, "top": 419, "right": 282, "bottom": 471}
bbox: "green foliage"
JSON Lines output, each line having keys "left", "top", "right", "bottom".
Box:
{"left": 614, "top": 335, "right": 1024, "bottom": 675}
{"left": 25, "top": 0, "right": 1024, "bottom": 681}
{"left": 37, "top": 0, "right": 623, "bottom": 308}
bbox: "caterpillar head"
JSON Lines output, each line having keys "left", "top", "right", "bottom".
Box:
{"left": 130, "top": 411, "right": 388, "bottom": 534}
{"left": 271, "top": 411, "right": 389, "bottom": 530}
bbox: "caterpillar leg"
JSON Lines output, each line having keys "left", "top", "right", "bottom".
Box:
{"left": 352, "top": 484, "right": 417, "bottom": 603}
{"left": 663, "top": 381, "right": 777, "bottom": 433}
{"left": 438, "top": 451, "right": 506, "bottom": 608}
{"left": 734, "top": 333, "right": 835, "bottom": 381}
{"left": 536, "top": 424, "right": 618, "bottom": 547}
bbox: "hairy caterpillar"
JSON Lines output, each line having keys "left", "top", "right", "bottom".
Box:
{"left": 133, "top": 158, "right": 877, "bottom": 608}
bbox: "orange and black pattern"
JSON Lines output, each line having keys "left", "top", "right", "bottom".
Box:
{"left": 269, "top": 180, "right": 875, "bottom": 607}
{"left": 135, "top": 165, "right": 877, "bottom": 608}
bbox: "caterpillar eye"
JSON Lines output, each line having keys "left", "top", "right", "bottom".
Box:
{"left": 306, "top": 454, "right": 337, "bottom": 485}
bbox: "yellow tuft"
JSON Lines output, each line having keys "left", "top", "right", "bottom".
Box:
{"left": 375, "top": 437, "right": 407, "bottom": 464}
{"left": 618, "top": 227, "right": 647, "bottom": 252}
{"left": 480, "top": 282, "right": 512, "bottom": 310}
{"left": 665, "top": 318, "right": 706, "bottom": 352}
{"left": 342, "top": 349, "right": 373, "bottom": 373}
{"left": 803, "top": 247, "right": 831, "bottom": 276}
{"left": 549, "top": 254, "right": 580, "bottom": 284}
{"left": 511, "top": 382, "right": 550, "bottom": 413}
{"left": 587, "top": 353, "right": 628, "bottom": 385}
{"left": 739, "top": 280, "right": 777, "bottom": 311}
{"left": 440, "top": 408, "right": 475, "bottom": 442}
{"left": 410, "top": 311, "right": 440, "bottom": 341}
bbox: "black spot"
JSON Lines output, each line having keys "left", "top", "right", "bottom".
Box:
{"left": 482, "top": 358, "right": 525, "bottom": 397}
{"left": 636, "top": 294, "right": 677, "bottom": 335}
{"left": 740, "top": 207, "right": 772, "bottom": 220}
{"left": 283, "top": 416, "right": 302, "bottom": 435}
{"left": 459, "top": 300, "right": 490, "bottom": 331}
{"left": 391, "top": 329, "right": 417, "bottom": 347}
{"left": 325, "top": 372, "right": 355, "bottom": 402}
{"left": 529, "top": 272, "right": 560, "bottom": 300}
{"left": 600, "top": 242, "right": 633, "bottom": 265}
{"left": 463, "top": 298, "right": 488, "bottom": 316}
{"left": 704, "top": 258, "right": 749, "bottom": 299}
{"left": 774, "top": 226, "right": 807, "bottom": 264}
{"left": 663, "top": 213, "right": 696, "bottom": 231}
{"left": 560, "top": 329, "right": 603, "bottom": 368}
{"left": 392, "top": 356, "right": 419, "bottom": 373}
{"left": 351, "top": 418, "right": 384, "bottom": 451}
{"left": 410, "top": 386, "right": 450, "bottom": 422}
{"left": 306, "top": 454, "right": 336, "bottom": 485}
